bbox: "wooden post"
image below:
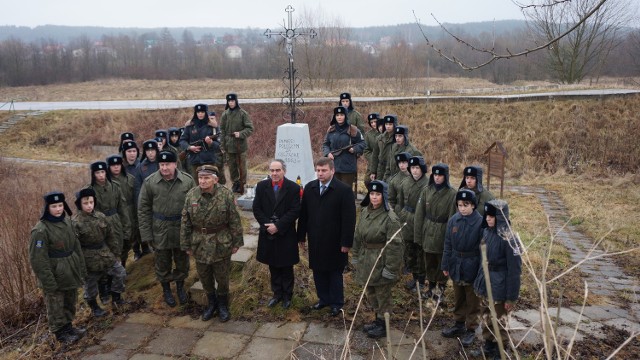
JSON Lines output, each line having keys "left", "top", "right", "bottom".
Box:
{"left": 484, "top": 142, "right": 508, "bottom": 198}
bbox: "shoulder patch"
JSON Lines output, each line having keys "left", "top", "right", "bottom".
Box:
{"left": 35, "top": 240, "right": 44, "bottom": 248}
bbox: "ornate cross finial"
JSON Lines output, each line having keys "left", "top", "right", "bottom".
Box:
{"left": 264, "top": 5, "right": 317, "bottom": 124}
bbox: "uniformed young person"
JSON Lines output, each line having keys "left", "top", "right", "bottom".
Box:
{"left": 370, "top": 115, "right": 397, "bottom": 182}
{"left": 138, "top": 151, "right": 196, "bottom": 307}
{"left": 338, "top": 92, "right": 365, "bottom": 134}
{"left": 252, "top": 159, "right": 301, "bottom": 309}
{"left": 322, "top": 106, "right": 365, "bottom": 194}
{"left": 352, "top": 180, "right": 403, "bottom": 339}
{"left": 181, "top": 165, "right": 243, "bottom": 321}
{"left": 179, "top": 104, "right": 220, "bottom": 181}
{"left": 118, "top": 131, "right": 135, "bottom": 153}
{"left": 107, "top": 154, "right": 137, "bottom": 267}
{"left": 30, "top": 191, "right": 86, "bottom": 344}
{"left": 459, "top": 165, "right": 495, "bottom": 216}
{"left": 121, "top": 140, "right": 140, "bottom": 175}
{"left": 208, "top": 111, "right": 227, "bottom": 185}
{"left": 220, "top": 94, "right": 254, "bottom": 194}
{"left": 72, "top": 188, "right": 127, "bottom": 317}
{"left": 134, "top": 139, "right": 161, "bottom": 205}
{"left": 441, "top": 189, "right": 483, "bottom": 346}
{"left": 414, "top": 163, "right": 457, "bottom": 303}
{"left": 387, "top": 152, "right": 412, "bottom": 214}
{"left": 383, "top": 125, "right": 422, "bottom": 181}
{"left": 472, "top": 199, "right": 522, "bottom": 360}
{"left": 363, "top": 113, "right": 381, "bottom": 188}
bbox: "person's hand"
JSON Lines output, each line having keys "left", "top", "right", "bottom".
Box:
{"left": 504, "top": 302, "right": 515, "bottom": 312}
{"left": 185, "top": 249, "right": 193, "bottom": 256}
{"left": 369, "top": 174, "right": 376, "bottom": 181}
{"left": 443, "top": 270, "right": 449, "bottom": 277}
{"left": 266, "top": 223, "right": 278, "bottom": 235}
{"left": 234, "top": 131, "right": 240, "bottom": 138}
{"left": 190, "top": 145, "right": 202, "bottom": 153}
{"left": 298, "top": 242, "right": 306, "bottom": 250}
{"left": 341, "top": 246, "right": 350, "bottom": 253}
{"left": 232, "top": 247, "right": 239, "bottom": 254}
{"left": 328, "top": 153, "right": 334, "bottom": 160}
{"left": 348, "top": 147, "right": 354, "bottom": 153}
{"left": 204, "top": 136, "right": 213, "bottom": 145}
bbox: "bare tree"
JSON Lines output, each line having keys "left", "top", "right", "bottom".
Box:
{"left": 526, "top": 0, "right": 633, "bottom": 83}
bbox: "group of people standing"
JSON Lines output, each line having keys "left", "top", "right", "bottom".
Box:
{"left": 29, "top": 92, "right": 521, "bottom": 359}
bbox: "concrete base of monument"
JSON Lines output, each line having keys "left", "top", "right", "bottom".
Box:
{"left": 236, "top": 185, "right": 255, "bottom": 210}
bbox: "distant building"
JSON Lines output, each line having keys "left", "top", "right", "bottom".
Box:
{"left": 225, "top": 45, "right": 242, "bottom": 59}
{"left": 379, "top": 36, "right": 393, "bottom": 50}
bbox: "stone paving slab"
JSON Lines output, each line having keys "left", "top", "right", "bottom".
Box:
{"left": 209, "top": 319, "right": 259, "bottom": 335}
{"left": 129, "top": 354, "right": 175, "bottom": 360}
{"left": 573, "top": 305, "right": 631, "bottom": 321}
{"left": 167, "top": 315, "right": 211, "bottom": 329}
{"left": 302, "top": 322, "right": 348, "bottom": 345}
{"left": 547, "top": 307, "right": 589, "bottom": 325}
{"left": 101, "top": 322, "right": 156, "bottom": 350}
{"left": 510, "top": 328, "right": 543, "bottom": 347}
{"left": 237, "top": 336, "right": 298, "bottom": 360}
{"left": 192, "top": 331, "right": 251, "bottom": 358}
{"left": 254, "top": 321, "right": 307, "bottom": 341}
{"left": 81, "top": 348, "right": 131, "bottom": 360}
{"left": 603, "top": 318, "right": 640, "bottom": 333}
{"left": 556, "top": 325, "right": 585, "bottom": 342}
{"left": 126, "top": 312, "right": 165, "bottom": 326}
{"left": 231, "top": 247, "right": 254, "bottom": 263}
{"left": 293, "top": 342, "right": 355, "bottom": 360}
{"left": 145, "top": 327, "right": 200, "bottom": 356}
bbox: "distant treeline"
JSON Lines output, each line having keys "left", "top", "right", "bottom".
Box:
{"left": 0, "top": 21, "right": 638, "bottom": 87}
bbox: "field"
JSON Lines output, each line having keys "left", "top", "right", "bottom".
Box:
{"left": 0, "top": 78, "right": 639, "bottom": 358}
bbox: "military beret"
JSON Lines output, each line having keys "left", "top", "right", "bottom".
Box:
{"left": 334, "top": 106, "right": 347, "bottom": 115}
{"left": 142, "top": 139, "right": 159, "bottom": 150}
{"left": 340, "top": 92, "right": 351, "bottom": 100}
{"left": 226, "top": 93, "right": 238, "bottom": 101}
{"left": 90, "top": 161, "right": 108, "bottom": 172}
{"left": 367, "top": 113, "right": 380, "bottom": 121}
{"left": 155, "top": 129, "right": 168, "bottom": 138}
{"left": 120, "top": 132, "right": 134, "bottom": 141}
{"left": 197, "top": 164, "right": 219, "bottom": 176}
{"left": 463, "top": 166, "right": 478, "bottom": 177}
{"left": 106, "top": 155, "right": 123, "bottom": 165}
{"left": 158, "top": 151, "right": 177, "bottom": 163}
{"left": 194, "top": 103, "right": 208, "bottom": 112}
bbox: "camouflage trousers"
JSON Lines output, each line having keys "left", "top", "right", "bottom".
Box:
{"left": 196, "top": 257, "right": 231, "bottom": 296}
{"left": 424, "top": 252, "right": 448, "bottom": 284}
{"left": 227, "top": 152, "right": 247, "bottom": 185}
{"left": 404, "top": 240, "right": 425, "bottom": 277}
{"left": 365, "top": 282, "right": 395, "bottom": 318}
{"left": 155, "top": 248, "right": 190, "bottom": 283}
{"left": 84, "top": 261, "right": 127, "bottom": 300}
{"left": 452, "top": 282, "right": 481, "bottom": 328}
{"left": 45, "top": 289, "right": 78, "bottom": 333}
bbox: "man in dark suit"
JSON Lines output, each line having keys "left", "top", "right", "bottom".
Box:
{"left": 297, "top": 157, "right": 356, "bottom": 317}
{"left": 253, "top": 159, "right": 301, "bottom": 309}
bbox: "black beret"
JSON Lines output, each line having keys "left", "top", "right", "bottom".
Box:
{"left": 367, "top": 180, "right": 385, "bottom": 193}
{"left": 334, "top": 106, "right": 346, "bottom": 115}
{"left": 44, "top": 191, "right": 66, "bottom": 205}
{"left": 143, "top": 139, "right": 159, "bottom": 150}
{"left": 463, "top": 166, "right": 478, "bottom": 177}
{"left": 122, "top": 141, "right": 138, "bottom": 151}
{"left": 155, "top": 129, "right": 168, "bottom": 138}
{"left": 120, "top": 132, "right": 134, "bottom": 141}
{"left": 395, "top": 126, "right": 407, "bottom": 135}
{"left": 383, "top": 115, "right": 397, "bottom": 124}
{"left": 340, "top": 92, "right": 351, "bottom": 100}
{"left": 368, "top": 113, "right": 380, "bottom": 121}
{"left": 106, "top": 155, "right": 123, "bottom": 165}
{"left": 456, "top": 189, "right": 477, "bottom": 205}
{"left": 90, "top": 161, "right": 108, "bottom": 172}
{"left": 158, "top": 151, "right": 177, "bottom": 163}
{"left": 194, "top": 103, "right": 208, "bottom": 112}
{"left": 226, "top": 93, "right": 238, "bottom": 101}
{"left": 395, "top": 152, "right": 411, "bottom": 163}
{"left": 432, "top": 165, "right": 446, "bottom": 175}
{"left": 168, "top": 127, "right": 181, "bottom": 136}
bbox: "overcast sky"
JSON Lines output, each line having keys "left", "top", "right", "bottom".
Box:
{"left": 1, "top": 0, "right": 531, "bottom": 29}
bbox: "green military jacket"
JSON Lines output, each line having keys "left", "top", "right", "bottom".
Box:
{"left": 352, "top": 206, "right": 403, "bottom": 287}
{"left": 463, "top": 187, "right": 495, "bottom": 216}
{"left": 71, "top": 211, "right": 118, "bottom": 273}
{"left": 397, "top": 175, "right": 429, "bottom": 243}
{"left": 30, "top": 218, "right": 86, "bottom": 293}
{"left": 138, "top": 170, "right": 196, "bottom": 249}
{"left": 414, "top": 184, "right": 457, "bottom": 253}
{"left": 363, "top": 129, "right": 379, "bottom": 165}
{"left": 113, "top": 173, "right": 137, "bottom": 234}
{"left": 348, "top": 109, "right": 366, "bottom": 134}
{"left": 383, "top": 143, "right": 422, "bottom": 181}
{"left": 180, "top": 184, "right": 244, "bottom": 264}
{"left": 371, "top": 132, "right": 395, "bottom": 179}
{"left": 84, "top": 181, "right": 131, "bottom": 253}
{"left": 220, "top": 108, "right": 254, "bottom": 154}
{"left": 388, "top": 171, "right": 409, "bottom": 214}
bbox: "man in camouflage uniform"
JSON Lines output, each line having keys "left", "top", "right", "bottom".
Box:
{"left": 339, "top": 92, "right": 366, "bottom": 134}
{"left": 398, "top": 156, "right": 430, "bottom": 291}
{"left": 84, "top": 161, "right": 130, "bottom": 304}
{"left": 414, "top": 163, "right": 457, "bottom": 302}
{"left": 30, "top": 191, "right": 86, "bottom": 344}
{"left": 138, "top": 151, "right": 196, "bottom": 307}
{"left": 370, "top": 114, "right": 397, "bottom": 182}
{"left": 220, "top": 93, "right": 254, "bottom": 194}
{"left": 72, "top": 188, "right": 127, "bottom": 317}
{"left": 181, "top": 165, "right": 243, "bottom": 322}
{"left": 107, "top": 154, "right": 136, "bottom": 267}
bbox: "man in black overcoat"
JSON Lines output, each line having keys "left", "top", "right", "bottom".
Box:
{"left": 253, "top": 159, "right": 301, "bottom": 309}
{"left": 297, "top": 157, "right": 356, "bottom": 316}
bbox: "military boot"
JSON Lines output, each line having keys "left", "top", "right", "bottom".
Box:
{"left": 111, "top": 291, "right": 127, "bottom": 306}
{"left": 66, "top": 323, "right": 86, "bottom": 339}
{"left": 441, "top": 321, "right": 465, "bottom": 338}
{"left": 218, "top": 295, "right": 231, "bottom": 322}
{"left": 231, "top": 181, "right": 240, "bottom": 193}
{"left": 366, "top": 318, "right": 386, "bottom": 339}
{"left": 55, "top": 326, "right": 79, "bottom": 345}
{"left": 433, "top": 283, "right": 447, "bottom": 304}
{"left": 161, "top": 282, "right": 177, "bottom": 307}
{"left": 362, "top": 314, "right": 378, "bottom": 332}
{"left": 470, "top": 340, "right": 498, "bottom": 358}
{"left": 422, "top": 281, "right": 436, "bottom": 299}
{"left": 405, "top": 274, "right": 418, "bottom": 291}
{"left": 87, "top": 298, "right": 107, "bottom": 318}
{"left": 176, "top": 281, "right": 188, "bottom": 305}
{"left": 202, "top": 292, "right": 219, "bottom": 321}
{"left": 98, "top": 277, "right": 110, "bottom": 305}
{"left": 460, "top": 328, "right": 476, "bottom": 347}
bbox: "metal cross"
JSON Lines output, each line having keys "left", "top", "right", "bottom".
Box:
{"left": 264, "top": 5, "right": 317, "bottom": 124}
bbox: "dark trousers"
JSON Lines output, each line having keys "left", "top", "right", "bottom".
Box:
{"left": 269, "top": 265, "right": 294, "bottom": 300}
{"left": 452, "top": 282, "right": 481, "bottom": 328}
{"left": 312, "top": 267, "right": 345, "bottom": 308}
{"left": 155, "top": 248, "right": 190, "bottom": 283}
